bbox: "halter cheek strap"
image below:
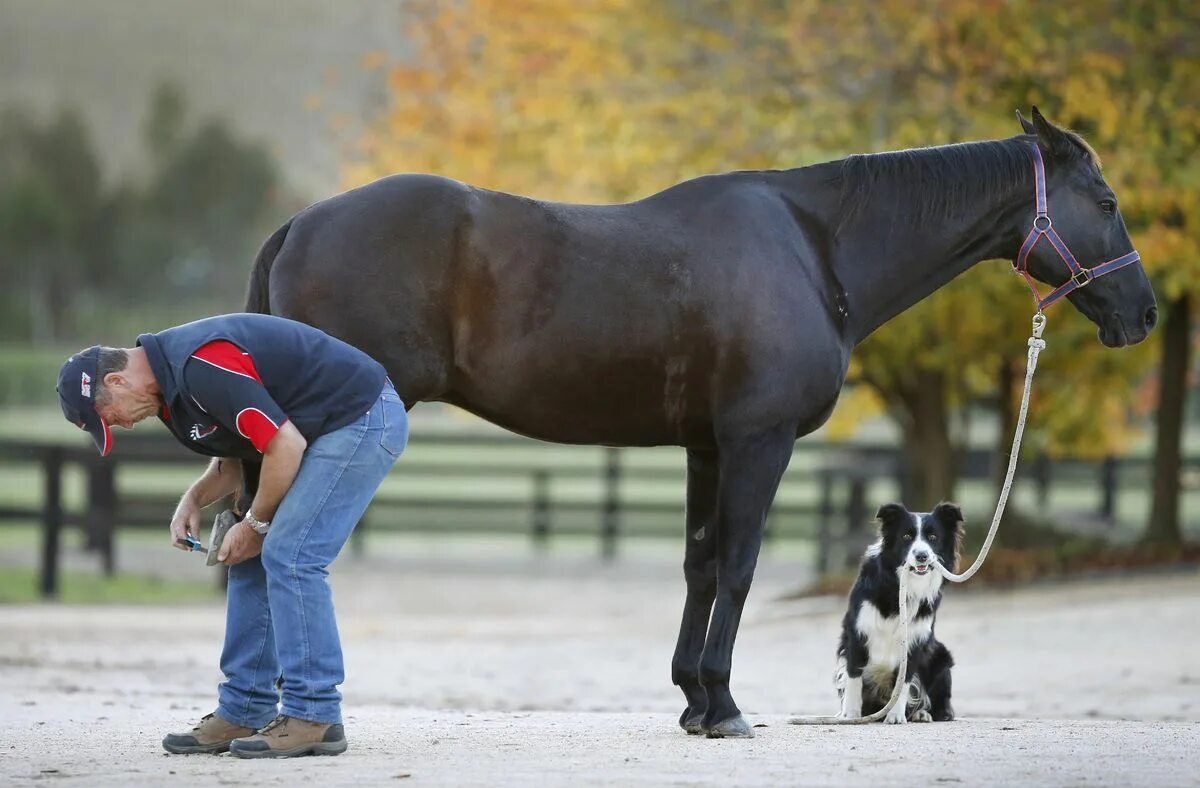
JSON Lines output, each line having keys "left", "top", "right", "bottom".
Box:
{"left": 1013, "top": 142, "right": 1141, "bottom": 310}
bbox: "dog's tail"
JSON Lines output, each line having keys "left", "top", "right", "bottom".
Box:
{"left": 244, "top": 218, "right": 292, "bottom": 315}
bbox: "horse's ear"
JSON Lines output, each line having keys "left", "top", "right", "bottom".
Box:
{"left": 1015, "top": 109, "right": 1036, "bottom": 136}
{"left": 1029, "top": 106, "right": 1073, "bottom": 159}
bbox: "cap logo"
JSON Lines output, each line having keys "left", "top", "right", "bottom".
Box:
{"left": 81, "top": 371, "right": 92, "bottom": 399}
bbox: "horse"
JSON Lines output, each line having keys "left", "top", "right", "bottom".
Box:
{"left": 238, "top": 108, "right": 1155, "bottom": 737}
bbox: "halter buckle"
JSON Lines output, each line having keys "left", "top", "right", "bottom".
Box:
{"left": 1071, "top": 269, "right": 1092, "bottom": 288}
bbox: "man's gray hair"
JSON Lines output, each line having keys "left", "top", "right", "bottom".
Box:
{"left": 93, "top": 347, "right": 129, "bottom": 406}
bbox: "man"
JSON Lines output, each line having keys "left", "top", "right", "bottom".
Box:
{"left": 56, "top": 313, "right": 408, "bottom": 758}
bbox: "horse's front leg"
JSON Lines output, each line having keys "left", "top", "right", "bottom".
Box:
{"left": 699, "top": 422, "right": 795, "bottom": 738}
{"left": 670, "top": 448, "right": 720, "bottom": 734}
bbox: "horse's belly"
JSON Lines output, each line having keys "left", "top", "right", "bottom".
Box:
{"left": 443, "top": 365, "right": 717, "bottom": 448}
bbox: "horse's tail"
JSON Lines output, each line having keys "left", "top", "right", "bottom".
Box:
{"left": 244, "top": 218, "right": 292, "bottom": 314}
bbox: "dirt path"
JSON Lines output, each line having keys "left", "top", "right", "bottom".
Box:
{"left": 2, "top": 553, "right": 1198, "bottom": 786}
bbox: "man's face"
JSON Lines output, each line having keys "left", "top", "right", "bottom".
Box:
{"left": 95, "top": 373, "right": 160, "bottom": 429}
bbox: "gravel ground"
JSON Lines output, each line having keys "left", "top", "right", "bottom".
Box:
{"left": 2, "top": 548, "right": 1198, "bottom": 786}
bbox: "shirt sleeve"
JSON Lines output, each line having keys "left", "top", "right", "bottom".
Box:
{"left": 183, "top": 341, "right": 289, "bottom": 453}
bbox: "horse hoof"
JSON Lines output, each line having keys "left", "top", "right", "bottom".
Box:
{"left": 704, "top": 714, "right": 755, "bottom": 739}
{"left": 679, "top": 707, "right": 705, "bottom": 735}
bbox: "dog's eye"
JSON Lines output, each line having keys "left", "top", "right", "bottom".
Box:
{"left": 902, "top": 533, "right": 913, "bottom": 541}
{"left": 928, "top": 534, "right": 938, "bottom": 541}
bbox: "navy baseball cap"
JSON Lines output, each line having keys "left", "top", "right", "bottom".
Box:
{"left": 56, "top": 346, "right": 113, "bottom": 456}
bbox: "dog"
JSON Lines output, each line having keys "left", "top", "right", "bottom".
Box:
{"left": 834, "top": 502, "right": 964, "bottom": 724}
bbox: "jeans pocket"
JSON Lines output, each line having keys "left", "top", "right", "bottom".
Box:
{"left": 379, "top": 396, "right": 409, "bottom": 457}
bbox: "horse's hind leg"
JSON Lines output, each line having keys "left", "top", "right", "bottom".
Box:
{"left": 670, "top": 448, "right": 720, "bottom": 734}
{"left": 699, "top": 422, "right": 795, "bottom": 738}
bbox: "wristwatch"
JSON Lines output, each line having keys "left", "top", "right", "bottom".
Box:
{"left": 245, "top": 510, "right": 271, "bottom": 535}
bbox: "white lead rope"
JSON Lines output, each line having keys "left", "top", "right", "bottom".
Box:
{"left": 789, "top": 312, "right": 1047, "bottom": 725}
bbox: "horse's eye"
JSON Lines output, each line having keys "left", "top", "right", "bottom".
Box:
{"left": 1099, "top": 199, "right": 1116, "bottom": 215}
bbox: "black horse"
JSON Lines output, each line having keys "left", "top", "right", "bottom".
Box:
{"left": 239, "top": 109, "right": 1155, "bottom": 737}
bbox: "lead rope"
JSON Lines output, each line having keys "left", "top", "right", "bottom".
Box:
{"left": 789, "top": 312, "right": 1047, "bottom": 725}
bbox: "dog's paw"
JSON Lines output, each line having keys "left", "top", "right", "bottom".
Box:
{"left": 910, "top": 709, "right": 933, "bottom": 723}
{"left": 884, "top": 706, "right": 907, "bottom": 725}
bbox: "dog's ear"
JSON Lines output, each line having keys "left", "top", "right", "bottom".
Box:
{"left": 933, "top": 502, "right": 965, "bottom": 570}
{"left": 875, "top": 503, "right": 909, "bottom": 536}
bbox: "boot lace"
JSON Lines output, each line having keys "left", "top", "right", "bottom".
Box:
{"left": 259, "top": 715, "right": 290, "bottom": 735}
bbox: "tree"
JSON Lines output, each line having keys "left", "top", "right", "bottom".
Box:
{"left": 349, "top": 0, "right": 1197, "bottom": 525}
{"left": 0, "top": 107, "right": 109, "bottom": 342}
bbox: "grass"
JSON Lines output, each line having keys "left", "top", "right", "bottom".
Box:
{"left": 0, "top": 565, "right": 219, "bottom": 604}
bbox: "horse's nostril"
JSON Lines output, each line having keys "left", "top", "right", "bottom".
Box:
{"left": 1145, "top": 306, "right": 1159, "bottom": 332}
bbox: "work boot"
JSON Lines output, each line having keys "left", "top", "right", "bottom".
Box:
{"left": 162, "top": 712, "right": 255, "bottom": 754}
{"left": 229, "top": 714, "right": 348, "bottom": 758}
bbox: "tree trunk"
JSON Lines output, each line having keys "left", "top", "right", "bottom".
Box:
{"left": 1145, "top": 293, "right": 1191, "bottom": 547}
{"left": 898, "top": 370, "right": 957, "bottom": 510}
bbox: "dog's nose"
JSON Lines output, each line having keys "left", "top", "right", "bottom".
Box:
{"left": 914, "top": 550, "right": 930, "bottom": 564}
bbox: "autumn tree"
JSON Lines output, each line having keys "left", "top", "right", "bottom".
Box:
{"left": 349, "top": 0, "right": 1196, "bottom": 533}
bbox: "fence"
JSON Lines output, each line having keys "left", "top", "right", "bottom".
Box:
{"left": 1, "top": 434, "right": 1194, "bottom": 598}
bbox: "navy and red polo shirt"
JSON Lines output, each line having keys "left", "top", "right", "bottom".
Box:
{"left": 137, "top": 314, "right": 388, "bottom": 461}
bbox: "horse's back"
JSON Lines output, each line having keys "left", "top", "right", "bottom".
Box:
{"left": 262, "top": 170, "right": 846, "bottom": 444}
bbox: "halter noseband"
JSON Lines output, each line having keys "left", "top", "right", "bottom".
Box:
{"left": 1013, "top": 141, "right": 1141, "bottom": 311}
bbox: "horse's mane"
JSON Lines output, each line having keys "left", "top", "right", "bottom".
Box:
{"left": 835, "top": 136, "right": 1035, "bottom": 234}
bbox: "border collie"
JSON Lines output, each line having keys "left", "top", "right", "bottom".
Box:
{"left": 834, "top": 502, "right": 964, "bottom": 723}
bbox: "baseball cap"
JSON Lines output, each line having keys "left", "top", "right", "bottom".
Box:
{"left": 56, "top": 346, "right": 113, "bottom": 456}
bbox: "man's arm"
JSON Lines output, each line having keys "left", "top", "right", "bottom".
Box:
{"left": 169, "top": 457, "right": 242, "bottom": 550}
{"left": 218, "top": 422, "right": 307, "bottom": 564}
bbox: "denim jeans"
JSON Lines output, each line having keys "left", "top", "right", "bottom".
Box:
{"left": 216, "top": 382, "right": 407, "bottom": 727}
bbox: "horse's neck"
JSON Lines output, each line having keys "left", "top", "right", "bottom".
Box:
{"left": 777, "top": 143, "right": 1032, "bottom": 345}
{"left": 843, "top": 205, "right": 1020, "bottom": 344}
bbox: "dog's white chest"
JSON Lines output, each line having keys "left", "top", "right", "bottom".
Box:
{"left": 855, "top": 600, "right": 933, "bottom": 673}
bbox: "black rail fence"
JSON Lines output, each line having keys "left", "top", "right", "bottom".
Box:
{"left": 0, "top": 434, "right": 1190, "bottom": 598}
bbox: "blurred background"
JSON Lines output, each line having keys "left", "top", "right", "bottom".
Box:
{"left": 0, "top": 0, "right": 1197, "bottom": 607}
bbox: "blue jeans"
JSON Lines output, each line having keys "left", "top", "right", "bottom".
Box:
{"left": 216, "top": 382, "right": 407, "bottom": 727}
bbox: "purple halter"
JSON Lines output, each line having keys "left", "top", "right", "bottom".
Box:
{"left": 1014, "top": 142, "right": 1141, "bottom": 311}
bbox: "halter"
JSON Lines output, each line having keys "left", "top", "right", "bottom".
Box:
{"left": 1013, "top": 141, "right": 1141, "bottom": 311}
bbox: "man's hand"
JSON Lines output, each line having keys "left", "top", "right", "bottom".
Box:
{"left": 169, "top": 495, "right": 202, "bottom": 551}
{"left": 218, "top": 521, "right": 264, "bottom": 565}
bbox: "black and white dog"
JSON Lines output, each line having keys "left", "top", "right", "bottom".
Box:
{"left": 835, "top": 502, "right": 964, "bottom": 723}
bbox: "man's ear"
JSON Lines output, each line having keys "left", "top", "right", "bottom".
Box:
{"left": 102, "top": 371, "right": 126, "bottom": 391}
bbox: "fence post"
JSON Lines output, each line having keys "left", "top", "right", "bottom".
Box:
{"left": 843, "top": 477, "right": 867, "bottom": 570}
{"left": 40, "top": 447, "right": 64, "bottom": 600}
{"left": 351, "top": 512, "right": 367, "bottom": 558}
{"left": 1034, "top": 453, "right": 1051, "bottom": 509}
{"left": 601, "top": 448, "right": 620, "bottom": 560}
{"left": 532, "top": 470, "right": 551, "bottom": 548}
{"left": 1100, "top": 455, "right": 1118, "bottom": 523}
{"left": 90, "top": 459, "right": 117, "bottom": 577}
{"left": 817, "top": 470, "right": 833, "bottom": 575}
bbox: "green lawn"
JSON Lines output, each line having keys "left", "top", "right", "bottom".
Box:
{"left": 0, "top": 565, "right": 218, "bottom": 604}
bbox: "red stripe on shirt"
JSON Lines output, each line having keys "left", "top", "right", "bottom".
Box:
{"left": 191, "top": 340, "right": 263, "bottom": 383}
{"left": 236, "top": 408, "right": 283, "bottom": 453}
